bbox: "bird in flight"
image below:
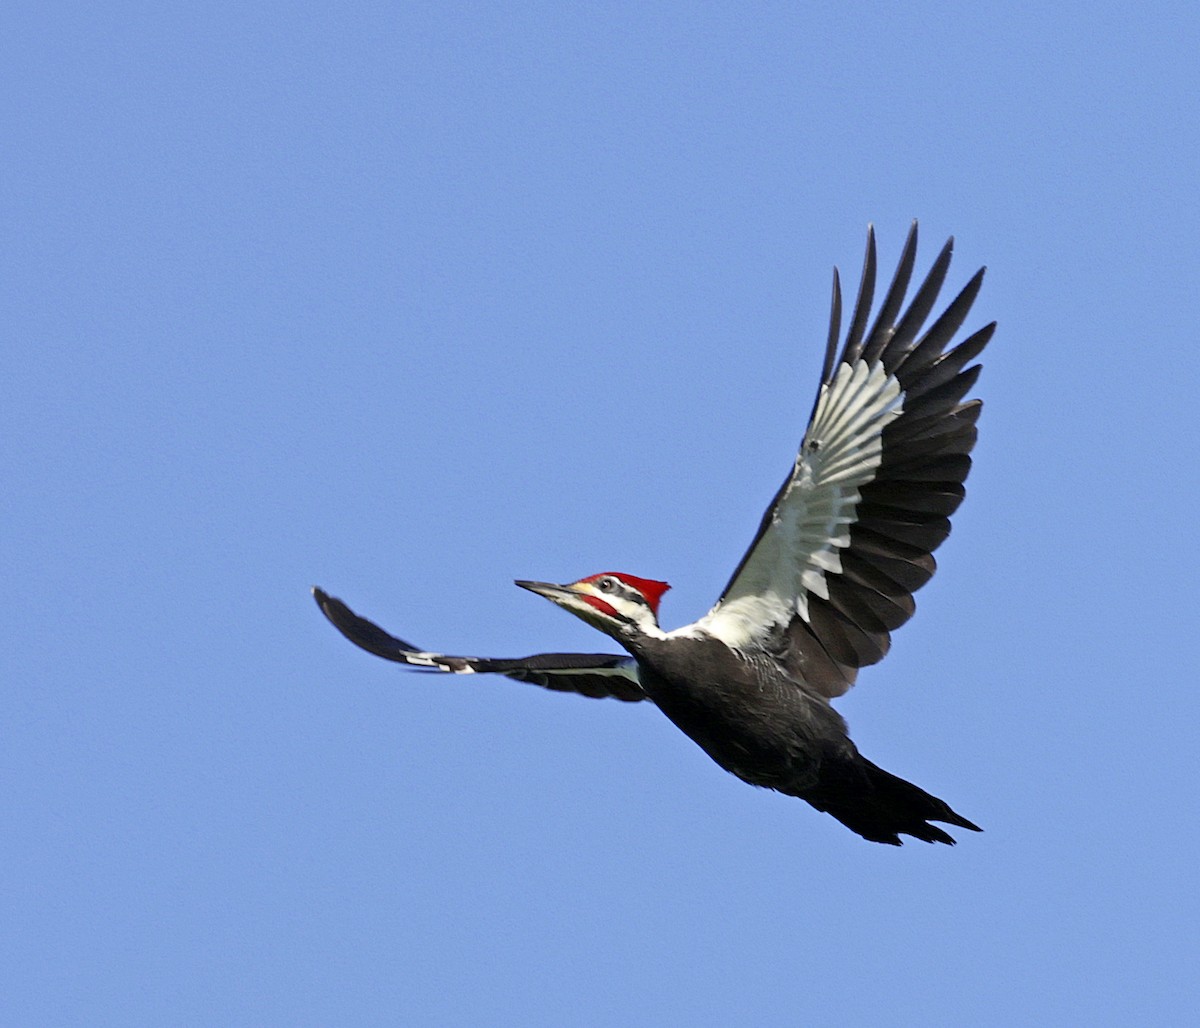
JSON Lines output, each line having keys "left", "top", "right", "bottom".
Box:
{"left": 314, "top": 222, "right": 993, "bottom": 845}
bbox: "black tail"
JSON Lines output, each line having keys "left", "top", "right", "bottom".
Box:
{"left": 805, "top": 757, "right": 982, "bottom": 846}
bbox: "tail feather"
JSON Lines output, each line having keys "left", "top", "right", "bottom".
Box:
{"left": 805, "top": 757, "right": 981, "bottom": 846}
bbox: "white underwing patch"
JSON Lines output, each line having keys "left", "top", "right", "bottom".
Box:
{"left": 692, "top": 359, "right": 903, "bottom": 649}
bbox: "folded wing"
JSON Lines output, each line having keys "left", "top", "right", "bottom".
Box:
{"left": 693, "top": 222, "right": 995, "bottom": 699}
{"left": 312, "top": 587, "right": 646, "bottom": 701}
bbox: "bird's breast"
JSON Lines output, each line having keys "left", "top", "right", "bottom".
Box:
{"left": 633, "top": 636, "right": 846, "bottom": 791}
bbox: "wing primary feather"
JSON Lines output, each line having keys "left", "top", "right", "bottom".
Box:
{"left": 808, "top": 268, "right": 843, "bottom": 424}
{"left": 853, "top": 510, "right": 952, "bottom": 551}
{"left": 313, "top": 586, "right": 425, "bottom": 663}
{"left": 894, "top": 268, "right": 986, "bottom": 380}
{"left": 882, "top": 236, "right": 954, "bottom": 372}
{"left": 842, "top": 529, "right": 938, "bottom": 590}
{"left": 877, "top": 451, "right": 974, "bottom": 483}
{"left": 855, "top": 479, "right": 966, "bottom": 517}
{"left": 907, "top": 324, "right": 996, "bottom": 396}
{"left": 822, "top": 267, "right": 842, "bottom": 387}
{"left": 842, "top": 225, "right": 877, "bottom": 365}
{"left": 899, "top": 365, "right": 984, "bottom": 422}
{"left": 885, "top": 404, "right": 980, "bottom": 447}
{"left": 860, "top": 220, "right": 918, "bottom": 365}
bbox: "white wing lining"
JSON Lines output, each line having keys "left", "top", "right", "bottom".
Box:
{"left": 695, "top": 359, "right": 903, "bottom": 647}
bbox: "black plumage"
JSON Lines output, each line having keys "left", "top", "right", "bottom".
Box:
{"left": 314, "top": 223, "right": 994, "bottom": 845}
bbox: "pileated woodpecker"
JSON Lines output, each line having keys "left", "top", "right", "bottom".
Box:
{"left": 315, "top": 222, "right": 993, "bottom": 846}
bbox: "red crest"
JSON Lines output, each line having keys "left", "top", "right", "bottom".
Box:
{"left": 582, "top": 572, "right": 671, "bottom": 615}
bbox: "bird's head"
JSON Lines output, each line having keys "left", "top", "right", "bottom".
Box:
{"left": 515, "top": 572, "right": 671, "bottom": 640}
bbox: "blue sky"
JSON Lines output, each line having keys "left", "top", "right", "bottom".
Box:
{"left": 4, "top": 2, "right": 1198, "bottom": 1024}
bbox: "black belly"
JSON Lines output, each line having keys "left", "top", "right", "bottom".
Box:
{"left": 633, "top": 639, "right": 852, "bottom": 795}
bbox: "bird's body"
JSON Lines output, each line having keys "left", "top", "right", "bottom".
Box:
{"left": 634, "top": 632, "right": 976, "bottom": 844}
{"left": 634, "top": 631, "right": 846, "bottom": 795}
{"left": 315, "top": 223, "right": 993, "bottom": 845}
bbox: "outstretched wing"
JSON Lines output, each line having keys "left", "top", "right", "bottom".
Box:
{"left": 312, "top": 587, "right": 646, "bottom": 701}
{"left": 693, "top": 222, "right": 995, "bottom": 699}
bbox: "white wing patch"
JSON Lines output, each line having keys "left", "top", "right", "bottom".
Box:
{"left": 405, "top": 651, "right": 640, "bottom": 683}
{"left": 404, "top": 651, "right": 478, "bottom": 673}
{"left": 692, "top": 359, "right": 903, "bottom": 649}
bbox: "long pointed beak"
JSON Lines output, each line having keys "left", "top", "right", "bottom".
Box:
{"left": 514, "top": 579, "right": 578, "bottom": 603}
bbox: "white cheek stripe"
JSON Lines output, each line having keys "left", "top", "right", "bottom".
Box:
{"left": 571, "top": 587, "right": 667, "bottom": 639}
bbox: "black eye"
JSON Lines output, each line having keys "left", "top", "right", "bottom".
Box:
{"left": 599, "top": 577, "right": 616, "bottom": 592}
